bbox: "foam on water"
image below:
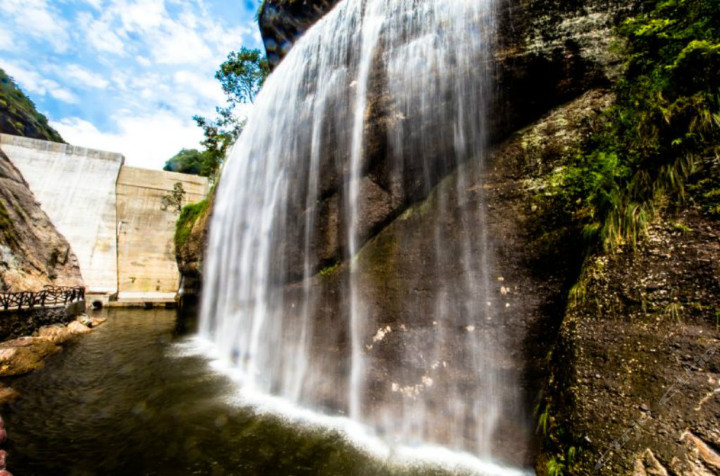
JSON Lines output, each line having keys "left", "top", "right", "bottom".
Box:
{"left": 172, "top": 337, "right": 533, "bottom": 476}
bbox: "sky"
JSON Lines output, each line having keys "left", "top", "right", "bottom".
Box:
{"left": 0, "top": 0, "right": 263, "bottom": 169}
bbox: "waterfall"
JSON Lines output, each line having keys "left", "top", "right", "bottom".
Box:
{"left": 201, "top": 0, "right": 531, "bottom": 472}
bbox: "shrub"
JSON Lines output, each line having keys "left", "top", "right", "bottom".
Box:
{"left": 174, "top": 199, "right": 210, "bottom": 251}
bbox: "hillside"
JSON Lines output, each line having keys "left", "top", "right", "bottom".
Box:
{"left": 0, "top": 68, "right": 64, "bottom": 143}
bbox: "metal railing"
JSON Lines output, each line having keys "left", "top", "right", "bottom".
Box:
{"left": 0, "top": 286, "right": 85, "bottom": 311}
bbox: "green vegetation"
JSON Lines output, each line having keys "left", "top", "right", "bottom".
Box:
{"left": 665, "top": 301, "right": 684, "bottom": 322}
{"left": 163, "top": 149, "right": 216, "bottom": 176}
{"left": 166, "top": 47, "right": 270, "bottom": 180}
{"left": 0, "top": 199, "right": 18, "bottom": 245}
{"left": 0, "top": 200, "right": 12, "bottom": 230}
{"left": 162, "top": 45, "right": 270, "bottom": 181}
{"left": 539, "top": 3, "right": 720, "bottom": 471}
{"left": 319, "top": 262, "right": 341, "bottom": 277}
{"left": 175, "top": 198, "right": 210, "bottom": 251}
{"left": 191, "top": 48, "right": 270, "bottom": 180}
{"left": 535, "top": 400, "right": 579, "bottom": 476}
{"left": 544, "top": 0, "right": 720, "bottom": 253}
{"left": 0, "top": 68, "right": 64, "bottom": 142}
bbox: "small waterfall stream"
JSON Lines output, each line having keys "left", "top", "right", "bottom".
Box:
{"left": 201, "top": 0, "right": 531, "bottom": 473}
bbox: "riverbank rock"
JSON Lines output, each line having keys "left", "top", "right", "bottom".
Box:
{"left": 37, "top": 325, "right": 76, "bottom": 345}
{"left": 0, "top": 388, "right": 19, "bottom": 405}
{"left": 0, "top": 148, "right": 83, "bottom": 292}
{"left": 37, "top": 316, "right": 94, "bottom": 344}
{"left": 0, "top": 337, "right": 60, "bottom": 377}
{"left": 90, "top": 316, "right": 107, "bottom": 328}
{"left": 0, "top": 318, "right": 99, "bottom": 377}
{"left": 66, "top": 321, "right": 91, "bottom": 335}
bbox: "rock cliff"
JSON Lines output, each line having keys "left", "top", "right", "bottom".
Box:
{"left": 196, "top": 2, "right": 719, "bottom": 472}
{"left": 260, "top": 0, "right": 642, "bottom": 136}
{"left": 0, "top": 149, "right": 83, "bottom": 292}
{"left": 176, "top": 194, "right": 213, "bottom": 306}
{"left": 186, "top": 0, "right": 643, "bottom": 293}
{"left": 545, "top": 209, "right": 719, "bottom": 475}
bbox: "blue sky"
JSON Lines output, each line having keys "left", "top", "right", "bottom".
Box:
{"left": 0, "top": 0, "right": 263, "bottom": 169}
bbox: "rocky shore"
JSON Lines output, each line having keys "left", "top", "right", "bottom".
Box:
{"left": 0, "top": 315, "right": 106, "bottom": 402}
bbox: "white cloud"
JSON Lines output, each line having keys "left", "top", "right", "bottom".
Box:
{"left": 2, "top": 61, "right": 78, "bottom": 104}
{"left": 82, "top": 0, "right": 103, "bottom": 9}
{"left": 65, "top": 65, "right": 110, "bottom": 89}
{"left": 80, "top": 12, "right": 127, "bottom": 55}
{"left": 0, "top": 30, "right": 13, "bottom": 51}
{"left": 173, "top": 70, "right": 225, "bottom": 104}
{"left": 52, "top": 112, "right": 204, "bottom": 169}
{"left": 153, "top": 26, "right": 213, "bottom": 64}
{"left": 49, "top": 88, "right": 80, "bottom": 104}
{"left": 0, "top": 0, "right": 70, "bottom": 52}
{"left": 119, "top": 0, "right": 167, "bottom": 33}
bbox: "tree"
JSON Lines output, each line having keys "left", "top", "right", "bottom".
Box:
{"left": 163, "top": 148, "right": 214, "bottom": 177}
{"left": 217, "top": 47, "right": 270, "bottom": 106}
{"left": 193, "top": 47, "right": 270, "bottom": 179}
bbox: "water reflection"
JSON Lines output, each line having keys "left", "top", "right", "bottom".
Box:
{"left": 3, "top": 309, "right": 509, "bottom": 476}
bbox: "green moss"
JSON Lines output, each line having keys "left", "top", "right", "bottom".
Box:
{"left": 174, "top": 199, "right": 210, "bottom": 251}
{"left": 319, "top": 262, "right": 340, "bottom": 277}
{"left": 0, "top": 199, "right": 18, "bottom": 245}
{"left": 539, "top": 0, "right": 720, "bottom": 255}
{"left": 0, "top": 200, "right": 12, "bottom": 230}
{"left": 672, "top": 222, "right": 692, "bottom": 234}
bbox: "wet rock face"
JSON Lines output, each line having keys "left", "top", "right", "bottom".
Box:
{"left": 0, "top": 149, "right": 83, "bottom": 292}
{"left": 277, "top": 90, "right": 613, "bottom": 467}
{"left": 260, "top": 0, "right": 643, "bottom": 138}
{"left": 253, "top": 0, "right": 645, "bottom": 284}
{"left": 178, "top": 0, "right": 645, "bottom": 292}
{"left": 491, "top": 0, "right": 643, "bottom": 138}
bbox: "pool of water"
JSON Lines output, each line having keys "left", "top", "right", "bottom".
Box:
{"left": 2, "top": 308, "right": 518, "bottom": 476}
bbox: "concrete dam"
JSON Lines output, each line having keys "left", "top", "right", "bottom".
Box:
{"left": 0, "top": 133, "right": 209, "bottom": 305}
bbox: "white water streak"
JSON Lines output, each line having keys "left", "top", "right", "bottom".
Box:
{"left": 201, "top": 0, "right": 525, "bottom": 470}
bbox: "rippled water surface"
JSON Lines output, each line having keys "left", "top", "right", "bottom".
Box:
{"left": 4, "top": 309, "right": 512, "bottom": 476}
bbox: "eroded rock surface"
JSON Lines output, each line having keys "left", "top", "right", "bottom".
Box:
{"left": 549, "top": 209, "right": 720, "bottom": 475}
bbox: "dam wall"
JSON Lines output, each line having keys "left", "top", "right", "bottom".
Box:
{"left": 0, "top": 134, "right": 209, "bottom": 304}
{"left": 0, "top": 134, "right": 123, "bottom": 295}
{"left": 116, "top": 167, "right": 208, "bottom": 302}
